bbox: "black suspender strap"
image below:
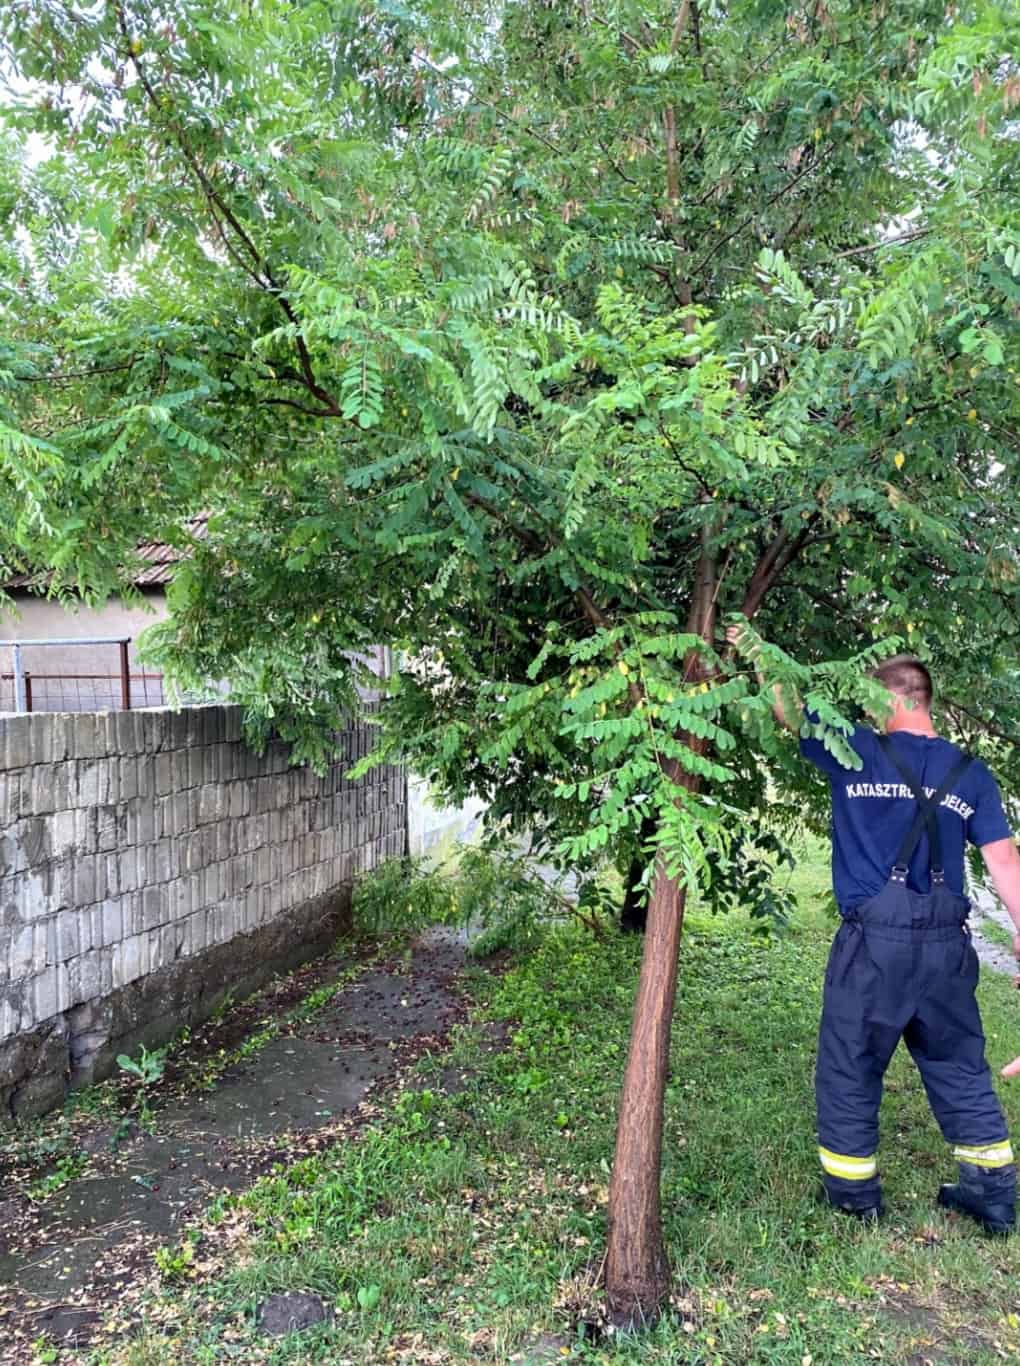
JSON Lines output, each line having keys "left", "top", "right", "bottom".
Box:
{"left": 878, "top": 736, "right": 940, "bottom": 867}
{"left": 896, "top": 757, "right": 973, "bottom": 878}
{"left": 876, "top": 734, "right": 972, "bottom": 882}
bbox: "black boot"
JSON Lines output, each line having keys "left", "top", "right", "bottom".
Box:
{"left": 831, "top": 1197, "right": 883, "bottom": 1224}
{"left": 938, "top": 1160, "right": 1016, "bottom": 1236}
{"left": 818, "top": 1176, "right": 884, "bottom": 1222}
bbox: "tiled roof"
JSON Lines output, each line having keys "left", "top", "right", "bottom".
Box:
{"left": 5, "top": 515, "right": 210, "bottom": 591}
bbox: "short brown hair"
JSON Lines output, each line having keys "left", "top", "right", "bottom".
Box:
{"left": 872, "top": 654, "right": 933, "bottom": 706}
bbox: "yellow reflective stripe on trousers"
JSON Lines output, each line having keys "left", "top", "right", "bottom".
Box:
{"left": 818, "top": 1146, "right": 878, "bottom": 1180}
{"left": 952, "top": 1142, "right": 1015, "bottom": 1169}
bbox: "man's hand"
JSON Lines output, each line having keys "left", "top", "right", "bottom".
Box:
{"left": 1002, "top": 1056, "right": 1020, "bottom": 1079}
{"left": 725, "top": 619, "right": 801, "bottom": 732}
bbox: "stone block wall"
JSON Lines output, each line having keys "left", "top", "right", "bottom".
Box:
{"left": 0, "top": 706, "right": 406, "bottom": 1119}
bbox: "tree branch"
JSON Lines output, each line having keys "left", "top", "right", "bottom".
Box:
{"left": 827, "top": 228, "right": 929, "bottom": 261}
{"left": 669, "top": 1, "right": 692, "bottom": 50}
{"left": 659, "top": 2, "right": 695, "bottom": 226}
{"left": 943, "top": 699, "right": 1017, "bottom": 751}
{"left": 260, "top": 397, "right": 345, "bottom": 418}
{"left": 462, "top": 491, "right": 546, "bottom": 555}
{"left": 463, "top": 491, "right": 644, "bottom": 705}
{"left": 113, "top": 3, "right": 343, "bottom": 419}
{"left": 740, "top": 514, "right": 819, "bottom": 620}
{"left": 590, "top": 11, "right": 642, "bottom": 55}
{"left": 576, "top": 584, "right": 614, "bottom": 633}
{"left": 689, "top": 0, "right": 704, "bottom": 61}
{"left": 599, "top": 138, "right": 641, "bottom": 186}
{"left": 658, "top": 424, "right": 713, "bottom": 492}
{"left": 644, "top": 263, "right": 690, "bottom": 309}
{"left": 412, "top": 50, "right": 560, "bottom": 153}
{"left": 204, "top": 198, "right": 272, "bottom": 291}
{"left": 682, "top": 506, "right": 720, "bottom": 686}
{"left": 662, "top": 105, "right": 680, "bottom": 212}
{"left": 690, "top": 152, "right": 830, "bottom": 278}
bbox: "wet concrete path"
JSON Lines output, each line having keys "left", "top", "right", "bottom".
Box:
{"left": 0, "top": 930, "right": 472, "bottom": 1356}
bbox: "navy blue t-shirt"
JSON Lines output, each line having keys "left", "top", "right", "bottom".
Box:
{"left": 800, "top": 724, "right": 1012, "bottom": 911}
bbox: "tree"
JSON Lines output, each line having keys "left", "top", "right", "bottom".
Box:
{"left": 4, "top": 0, "right": 1020, "bottom": 1324}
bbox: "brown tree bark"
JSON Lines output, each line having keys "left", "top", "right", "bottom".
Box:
{"left": 604, "top": 844, "right": 692, "bottom": 1324}
{"left": 605, "top": 516, "right": 717, "bottom": 1325}
{"left": 603, "top": 504, "right": 819, "bottom": 1325}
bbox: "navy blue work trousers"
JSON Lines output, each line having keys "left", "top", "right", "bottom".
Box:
{"left": 816, "top": 879, "right": 1009, "bottom": 1203}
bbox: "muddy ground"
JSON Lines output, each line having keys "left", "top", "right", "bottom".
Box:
{"left": 0, "top": 928, "right": 483, "bottom": 1362}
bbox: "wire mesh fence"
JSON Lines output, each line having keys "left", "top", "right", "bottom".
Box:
{"left": 0, "top": 672, "right": 165, "bottom": 713}
{"left": 0, "top": 639, "right": 392, "bottom": 714}
{"left": 0, "top": 639, "right": 164, "bottom": 714}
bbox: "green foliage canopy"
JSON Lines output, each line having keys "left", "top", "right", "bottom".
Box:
{"left": 3, "top": 0, "right": 1020, "bottom": 892}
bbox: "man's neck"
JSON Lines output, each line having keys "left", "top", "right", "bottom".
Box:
{"left": 887, "top": 713, "right": 938, "bottom": 738}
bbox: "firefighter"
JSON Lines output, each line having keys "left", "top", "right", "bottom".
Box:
{"left": 728, "top": 630, "right": 1020, "bottom": 1232}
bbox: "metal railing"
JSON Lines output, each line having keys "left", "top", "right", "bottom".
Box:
{"left": 0, "top": 638, "right": 164, "bottom": 713}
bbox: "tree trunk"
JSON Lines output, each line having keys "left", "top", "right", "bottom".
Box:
{"left": 605, "top": 509, "right": 716, "bottom": 1325}
{"left": 605, "top": 854, "right": 688, "bottom": 1325}
{"left": 603, "top": 498, "right": 809, "bottom": 1325}
{"left": 620, "top": 814, "right": 658, "bottom": 933}
{"left": 619, "top": 861, "right": 648, "bottom": 933}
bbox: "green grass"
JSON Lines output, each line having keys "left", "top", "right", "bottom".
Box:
{"left": 88, "top": 838, "right": 1020, "bottom": 1366}
{"left": 975, "top": 912, "right": 1015, "bottom": 953}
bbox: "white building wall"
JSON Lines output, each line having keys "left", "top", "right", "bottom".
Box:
{"left": 407, "top": 774, "right": 485, "bottom": 859}
{"left": 0, "top": 594, "right": 169, "bottom": 711}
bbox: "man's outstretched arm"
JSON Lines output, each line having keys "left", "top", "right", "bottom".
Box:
{"left": 725, "top": 623, "right": 803, "bottom": 733}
